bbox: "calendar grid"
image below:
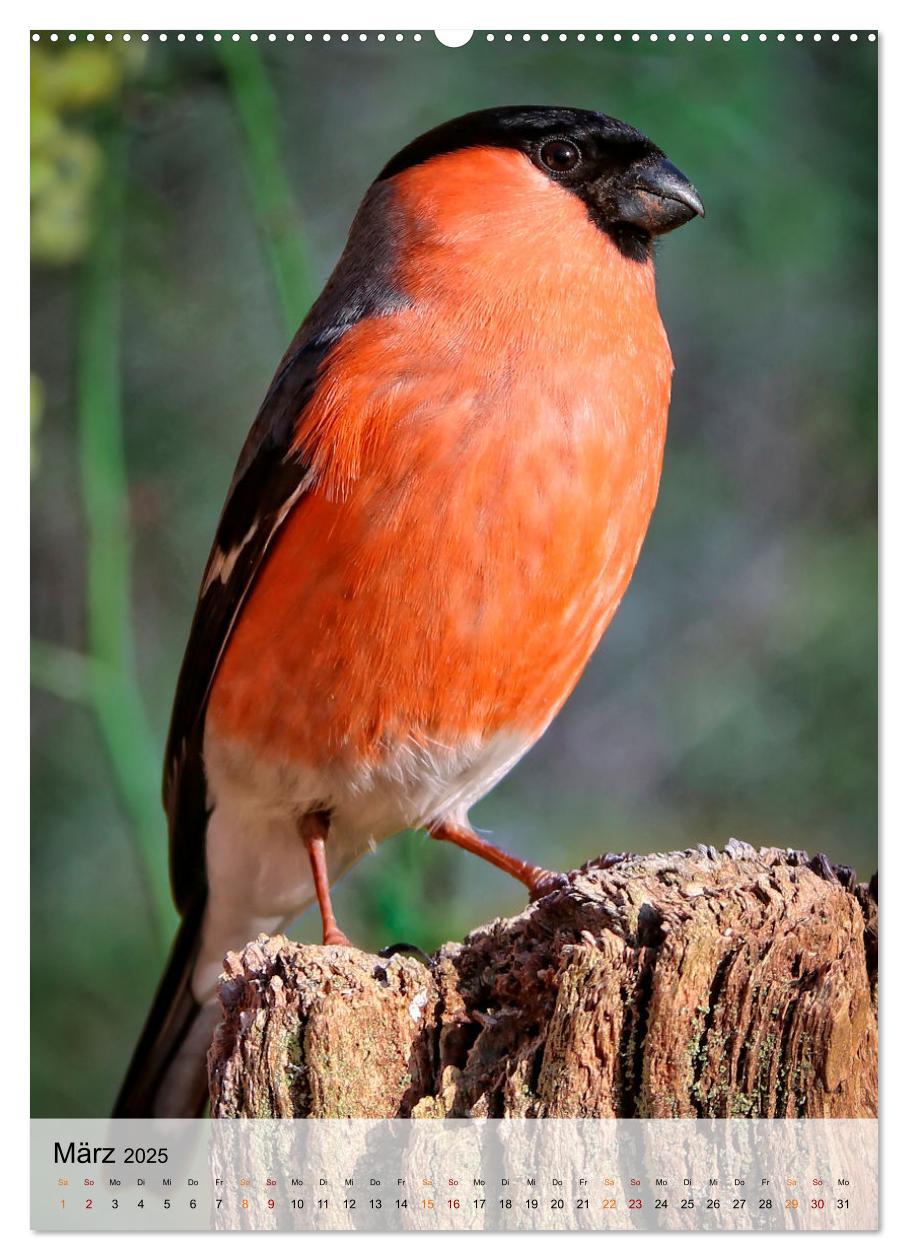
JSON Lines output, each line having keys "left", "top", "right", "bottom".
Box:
{"left": 31, "top": 1118, "right": 877, "bottom": 1231}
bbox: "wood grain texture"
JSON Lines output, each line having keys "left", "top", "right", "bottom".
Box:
{"left": 208, "top": 841, "right": 877, "bottom": 1120}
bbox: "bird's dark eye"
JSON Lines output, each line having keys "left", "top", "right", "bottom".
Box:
{"left": 539, "top": 138, "right": 582, "bottom": 174}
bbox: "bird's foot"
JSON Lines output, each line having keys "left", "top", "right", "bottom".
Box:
{"left": 429, "top": 819, "right": 571, "bottom": 903}
{"left": 527, "top": 868, "right": 571, "bottom": 901}
{"left": 322, "top": 927, "right": 352, "bottom": 947}
{"left": 378, "top": 942, "right": 433, "bottom": 966}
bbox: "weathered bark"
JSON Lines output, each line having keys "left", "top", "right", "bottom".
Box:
{"left": 208, "top": 841, "right": 877, "bottom": 1120}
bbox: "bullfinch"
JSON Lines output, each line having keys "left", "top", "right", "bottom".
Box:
{"left": 114, "top": 104, "right": 703, "bottom": 1117}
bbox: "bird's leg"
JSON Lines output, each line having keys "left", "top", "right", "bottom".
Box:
{"left": 428, "top": 819, "right": 568, "bottom": 901}
{"left": 298, "top": 811, "right": 351, "bottom": 947}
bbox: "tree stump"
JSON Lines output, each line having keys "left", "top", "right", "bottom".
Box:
{"left": 208, "top": 841, "right": 877, "bottom": 1120}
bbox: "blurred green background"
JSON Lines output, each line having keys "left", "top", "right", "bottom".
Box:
{"left": 30, "top": 32, "right": 877, "bottom": 1116}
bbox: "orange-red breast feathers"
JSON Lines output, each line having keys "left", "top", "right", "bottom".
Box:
{"left": 207, "top": 147, "right": 673, "bottom": 772}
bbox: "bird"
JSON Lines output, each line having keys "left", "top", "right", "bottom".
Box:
{"left": 113, "top": 104, "right": 703, "bottom": 1117}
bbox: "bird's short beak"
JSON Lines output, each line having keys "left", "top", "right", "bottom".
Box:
{"left": 613, "top": 156, "right": 705, "bottom": 235}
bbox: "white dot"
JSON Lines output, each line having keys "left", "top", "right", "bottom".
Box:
{"left": 305, "top": 33, "right": 313, "bottom": 41}
{"left": 141, "top": 33, "right": 149, "bottom": 42}
{"left": 869, "top": 33, "right": 876, "bottom": 41}
{"left": 614, "top": 34, "right": 622, "bottom": 42}
{"left": 105, "top": 33, "right": 112, "bottom": 42}
{"left": 377, "top": 32, "right": 385, "bottom": 41}
{"left": 177, "top": 33, "right": 185, "bottom": 42}
{"left": 214, "top": 33, "right": 222, "bottom": 41}
{"left": 50, "top": 32, "right": 58, "bottom": 41}
{"left": 231, "top": 33, "right": 239, "bottom": 42}
{"left": 523, "top": 33, "right": 530, "bottom": 41}
{"left": 68, "top": 33, "right": 76, "bottom": 42}
{"left": 269, "top": 33, "right": 276, "bottom": 41}
{"left": 123, "top": 32, "right": 131, "bottom": 41}
{"left": 723, "top": 33, "right": 731, "bottom": 42}
{"left": 541, "top": 33, "right": 549, "bottom": 41}
{"left": 31, "top": 32, "right": 39, "bottom": 41}
{"left": 686, "top": 32, "right": 694, "bottom": 41}
{"left": 195, "top": 33, "right": 203, "bottom": 42}
{"left": 704, "top": 33, "right": 712, "bottom": 42}
{"left": 87, "top": 33, "right": 95, "bottom": 41}
{"left": 796, "top": 33, "right": 803, "bottom": 41}
{"left": 759, "top": 33, "right": 767, "bottom": 42}
{"left": 778, "top": 33, "right": 785, "bottom": 41}
{"left": 414, "top": 33, "right": 421, "bottom": 41}
{"left": 559, "top": 32, "right": 567, "bottom": 41}
{"left": 632, "top": 33, "right": 640, "bottom": 42}
{"left": 577, "top": 32, "right": 585, "bottom": 41}
{"left": 650, "top": 33, "right": 658, "bottom": 42}
{"left": 595, "top": 33, "right": 603, "bottom": 42}
{"left": 741, "top": 33, "right": 749, "bottom": 42}
{"left": 850, "top": 33, "right": 858, "bottom": 42}
{"left": 159, "top": 33, "right": 167, "bottom": 42}
{"left": 287, "top": 33, "right": 294, "bottom": 41}
{"left": 359, "top": 33, "right": 367, "bottom": 41}
{"left": 396, "top": 32, "right": 403, "bottom": 41}
{"left": 833, "top": 33, "right": 840, "bottom": 41}
{"left": 322, "top": 33, "right": 331, "bottom": 41}
{"left": 505, "top": 33, "right": 513, "bottom": 42}
{"left": 341, "top": 33, "right": 349, "bottom": 42}
{"left": 814, "top": 33, "right": 822, "bottom": 41}
{"left": 250, "top": 33, "right": 258, "bottom": 41}
{"left": 486, "top": 33, "right": 494, "bottom": 41}
{"left": 669, "top": 33, "right": 677, "bottom": 41}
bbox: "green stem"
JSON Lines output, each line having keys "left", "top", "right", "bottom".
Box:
{"left": 218, "top": 40, "right": 314, "bottom": 333}
{"left": 77, "top": 120, "right": 174, "bottom": 947}
{"left": 31, "top": 638, "right": 99, "bottom": 704}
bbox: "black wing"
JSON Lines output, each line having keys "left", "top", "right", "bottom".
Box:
{"left": 162, "top": 181, "right": 407, "bottom": 913}
{"left": 163, "top": 335, "right": 327, "bottom": 911}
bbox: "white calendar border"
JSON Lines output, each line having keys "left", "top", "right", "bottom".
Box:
{"left": 8, "top": 0, "right": 897, "bottom": 1250}
{"left": 9, "top": 1, "right": 893, "bottom": 34}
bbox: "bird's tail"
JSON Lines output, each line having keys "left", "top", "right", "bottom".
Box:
{"left": 113, "top": 893, "right": 219, "bottom": 1118}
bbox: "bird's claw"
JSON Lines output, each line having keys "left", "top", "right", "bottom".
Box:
{"left": 378, "top": 941, "right": 433, "bottom": 966}
{"left": 528, "top": 869, "right": 571, "bottom": 901}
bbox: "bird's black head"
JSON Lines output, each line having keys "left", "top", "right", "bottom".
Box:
{"left": 379, "top": 105, "right": 703, "bottom": 262}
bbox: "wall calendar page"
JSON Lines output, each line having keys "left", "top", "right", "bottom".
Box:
{"left": 29, "top": 18, "right": 879, "bottom": 1237}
